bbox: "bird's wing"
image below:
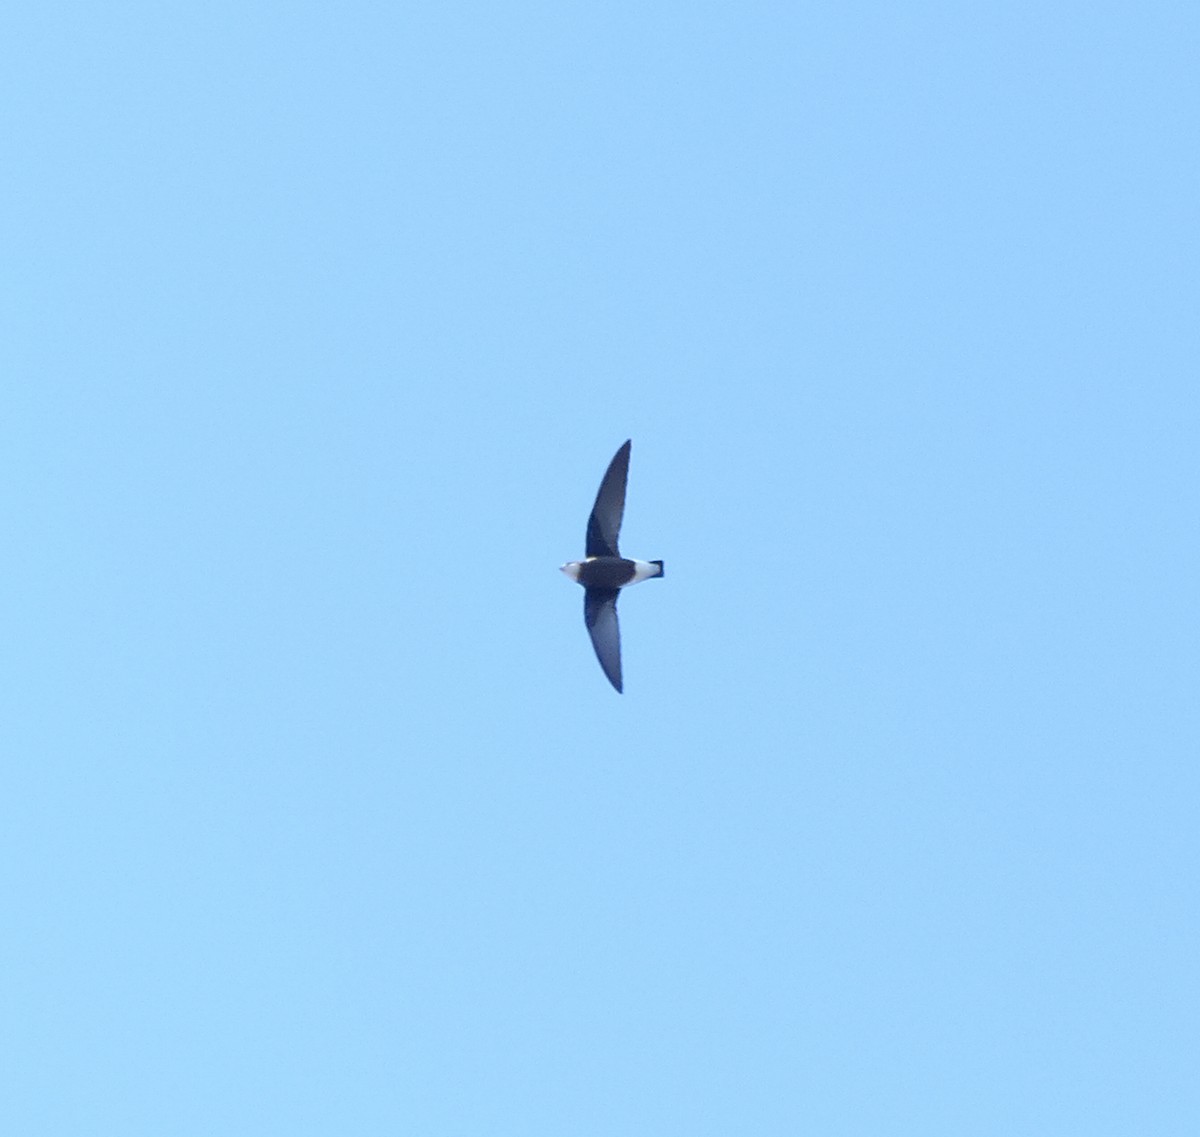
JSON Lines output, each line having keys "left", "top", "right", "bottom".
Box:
{"left": 584, "top": 587, "right": 622, "bottom": 692}
{"left": 585, "top": 439, "right": 631, "bottom": 557}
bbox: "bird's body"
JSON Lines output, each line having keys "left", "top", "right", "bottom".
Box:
{"left": 560, "top": 440, "right": 664, "bottom": 692}
{"left": 560, "top": 556, "right": 663, "bottom": 591}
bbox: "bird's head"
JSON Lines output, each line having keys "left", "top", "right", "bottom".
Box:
{"left": 559, "top": 561, "right": 583, "bottom": 582}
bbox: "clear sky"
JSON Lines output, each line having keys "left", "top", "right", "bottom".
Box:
{"left": 3, "top": 2, "right": 1197, "bottom": 1134}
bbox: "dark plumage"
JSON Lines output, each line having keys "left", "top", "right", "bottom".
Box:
{"left": 586, "top": 440, "right": 630, "bottom": 558}
{"left": 560, "top": 440, "right": 664, "bottom": 692}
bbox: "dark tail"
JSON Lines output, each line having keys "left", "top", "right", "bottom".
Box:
{"left": 650, "top": 560, "right": 664, "bottom": 578}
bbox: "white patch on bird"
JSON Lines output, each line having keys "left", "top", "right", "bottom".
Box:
{"left": 624, "top": 559, "right": 662, "bottom": 586}
{"left": 559, "top": 562, "right": 583, "bottom": 581}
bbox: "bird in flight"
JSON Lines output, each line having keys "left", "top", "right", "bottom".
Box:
{"left": 560, "top": 439, "right": 664, "bottom": 692}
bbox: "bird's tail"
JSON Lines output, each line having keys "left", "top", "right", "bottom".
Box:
{"left": 650, "top": 560, "right": 665, "bottom": 578}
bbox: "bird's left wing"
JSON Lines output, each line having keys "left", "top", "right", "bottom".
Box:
{"left": 586, "top": 440, "right": 631, "bottom": 558}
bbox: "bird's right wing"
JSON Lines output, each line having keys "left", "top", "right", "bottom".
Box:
{"left": 585, "top": 440, "right": 631, "bottom": 558}
{"left": 584, "top": 587, "right": 622, "bottom": 693}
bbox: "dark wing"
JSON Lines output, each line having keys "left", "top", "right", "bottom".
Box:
{"left": 584, "top": 587, "right": 622, "bottom": 693}
{"left": 585, "top": 439, "right": 631, "bottom": 557}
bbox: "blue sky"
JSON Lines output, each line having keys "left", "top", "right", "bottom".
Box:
{"left": 2, "top": 2, "right": 1197, "bottom": 1133}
